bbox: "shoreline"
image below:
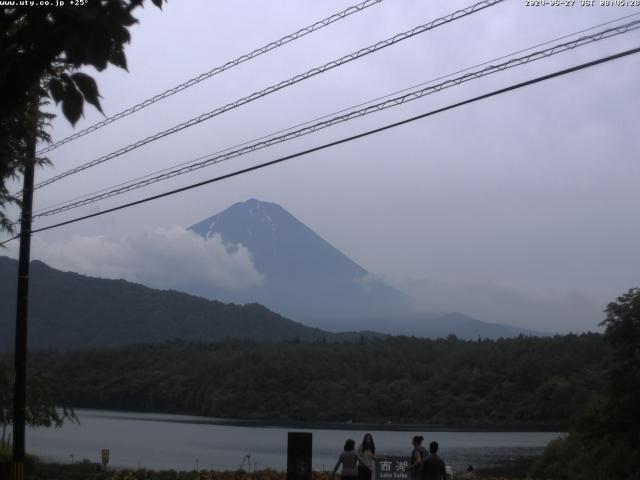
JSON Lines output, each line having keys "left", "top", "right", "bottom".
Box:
{"left": 77, "top": 408, "right": 566, "bottom": 433}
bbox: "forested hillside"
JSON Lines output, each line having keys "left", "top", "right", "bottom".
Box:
{"left": 0, "top": 257, "right": 338, "bottom": 348}
{"left": 26, "top": 334, "right": 607, "bottom": 429}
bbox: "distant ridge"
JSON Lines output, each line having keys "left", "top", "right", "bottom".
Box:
{"left": 0, "top": 256, "right": 339, "bottom": 350}
{"left": 0, "top": 255, "right": 540, "bottom": 348}
{"left": 0, "top": 255, "right": 539, "bottom": 350}
{"left": 310, "top": 312, "right": 543, "bottom": 339}
{"left": 0, "top": 199, "right": 543, "bottom": 346}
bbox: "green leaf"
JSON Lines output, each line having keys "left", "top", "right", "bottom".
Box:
{"left": 64, "top": 35, "right": 86, "bottom": 65}
{"left": 48, "top": 78, "right": 65, "bottom": 104}
{"left": 116, "top": 9, "right": 139, "bottom": 27}
{"left": 108, "top": 45, "right": 127, "bottom": 71}
{"left": 111, "top": 24, "right": 131, "bottom": 45}
{"left": 61, "top": 84, "right": 84, "bottom": 126}
{"left": 71, "top": 72, "right": 103, "bottom": 114}
{"left": 84, "top": 25, "right": 111, "bottom": 71}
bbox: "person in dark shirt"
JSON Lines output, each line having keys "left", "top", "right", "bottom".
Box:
{"left": 421, "top": 441, "right": 447, "bottom": 480}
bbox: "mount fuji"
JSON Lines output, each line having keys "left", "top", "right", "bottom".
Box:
{"left": 188, "top": 199, "right": 410, "bottom": 323}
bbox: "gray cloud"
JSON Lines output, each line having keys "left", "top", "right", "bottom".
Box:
{"left": 8, "top": 227, "right": 263, "bottom": 292}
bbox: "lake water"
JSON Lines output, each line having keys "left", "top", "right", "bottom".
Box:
{"left": 26, "top": 409, "right": 562, "bottom": 473}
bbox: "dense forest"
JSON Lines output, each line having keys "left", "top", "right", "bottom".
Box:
{"left": 531, "top": 288, "right": 640, "bottom": 479}
{"left": 21, "top": 333, "right": 607, "bottom": 429}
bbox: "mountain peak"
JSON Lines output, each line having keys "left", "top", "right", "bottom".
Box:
{"left": 192, "top": 199, "right": 287, "bottom": 240}
{"left": 243, "top": 198, "right": 274, "bottom": 208}
{"left": 236, "top": 198, "right": 278, "bottom": 214}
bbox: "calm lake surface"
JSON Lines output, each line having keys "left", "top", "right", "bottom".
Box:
{"left": 26, "top": 409, "right": 563, "bottom": 473}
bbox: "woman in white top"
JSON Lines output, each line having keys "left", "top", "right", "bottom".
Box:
{"left": 357, "top": 433, "right": 376, "bottom": 480}
{"left": 333, "top": 439, "right": 359, "bottom": 480}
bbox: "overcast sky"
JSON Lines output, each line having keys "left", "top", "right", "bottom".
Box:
{"left": 4, "top": 0, "right": 640, "bottom": 333}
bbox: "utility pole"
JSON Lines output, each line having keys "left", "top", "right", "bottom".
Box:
{"left": 12, "top": 137, "right": 35, "bottom": 480}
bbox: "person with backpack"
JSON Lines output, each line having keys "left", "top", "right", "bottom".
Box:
{"left": 421, "top": 441, "right": 447, "bottom": 480}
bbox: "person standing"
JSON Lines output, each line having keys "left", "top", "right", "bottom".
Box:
{"left": 421, "top": 441, "right": 447, "bottom": 480}
{"left": 333, "top": 439, "right": 359, "bottom": 480}
{"left": 409, "top": 435, "right": 428, "bottom": 480}
{"left": 357, "top": 433, "right": 376, "bottom": 480}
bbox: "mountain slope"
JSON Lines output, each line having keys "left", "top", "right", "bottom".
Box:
{"left": 188, "top": 199, "right": 409, "bottom": 321}
{"left": 0, "top": 256, "right": 338, "bottom": 350}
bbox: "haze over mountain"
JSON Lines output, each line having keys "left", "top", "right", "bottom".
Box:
{"left": 0, "top": 257, "right": 538, "bottom": 350}
{"left": 0, "top": 200, "right": 546, "bottom": 344}
{"left": 186, "top": 199, "right": 541, "bottom": 337}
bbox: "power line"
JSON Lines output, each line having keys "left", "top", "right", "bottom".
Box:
{"left": 36, "top": 0, "right": 385, "bottom": 156}
{"left": 23, "top": 4, "right": 634, "bottom": 228}
{"left": 2, "top": 45, "right": 637, "bottom": 246}
{"left": 30, "top": 0, "right": 503, "bottom": 192}
{"left": 30, "top": 19, "right": 640, "bottom": 220}
{"left": 10, "top": 13, "right": 640, "bottom": 227}
{"left": 29, "top": 11, "right": 640, "bottom": 218}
